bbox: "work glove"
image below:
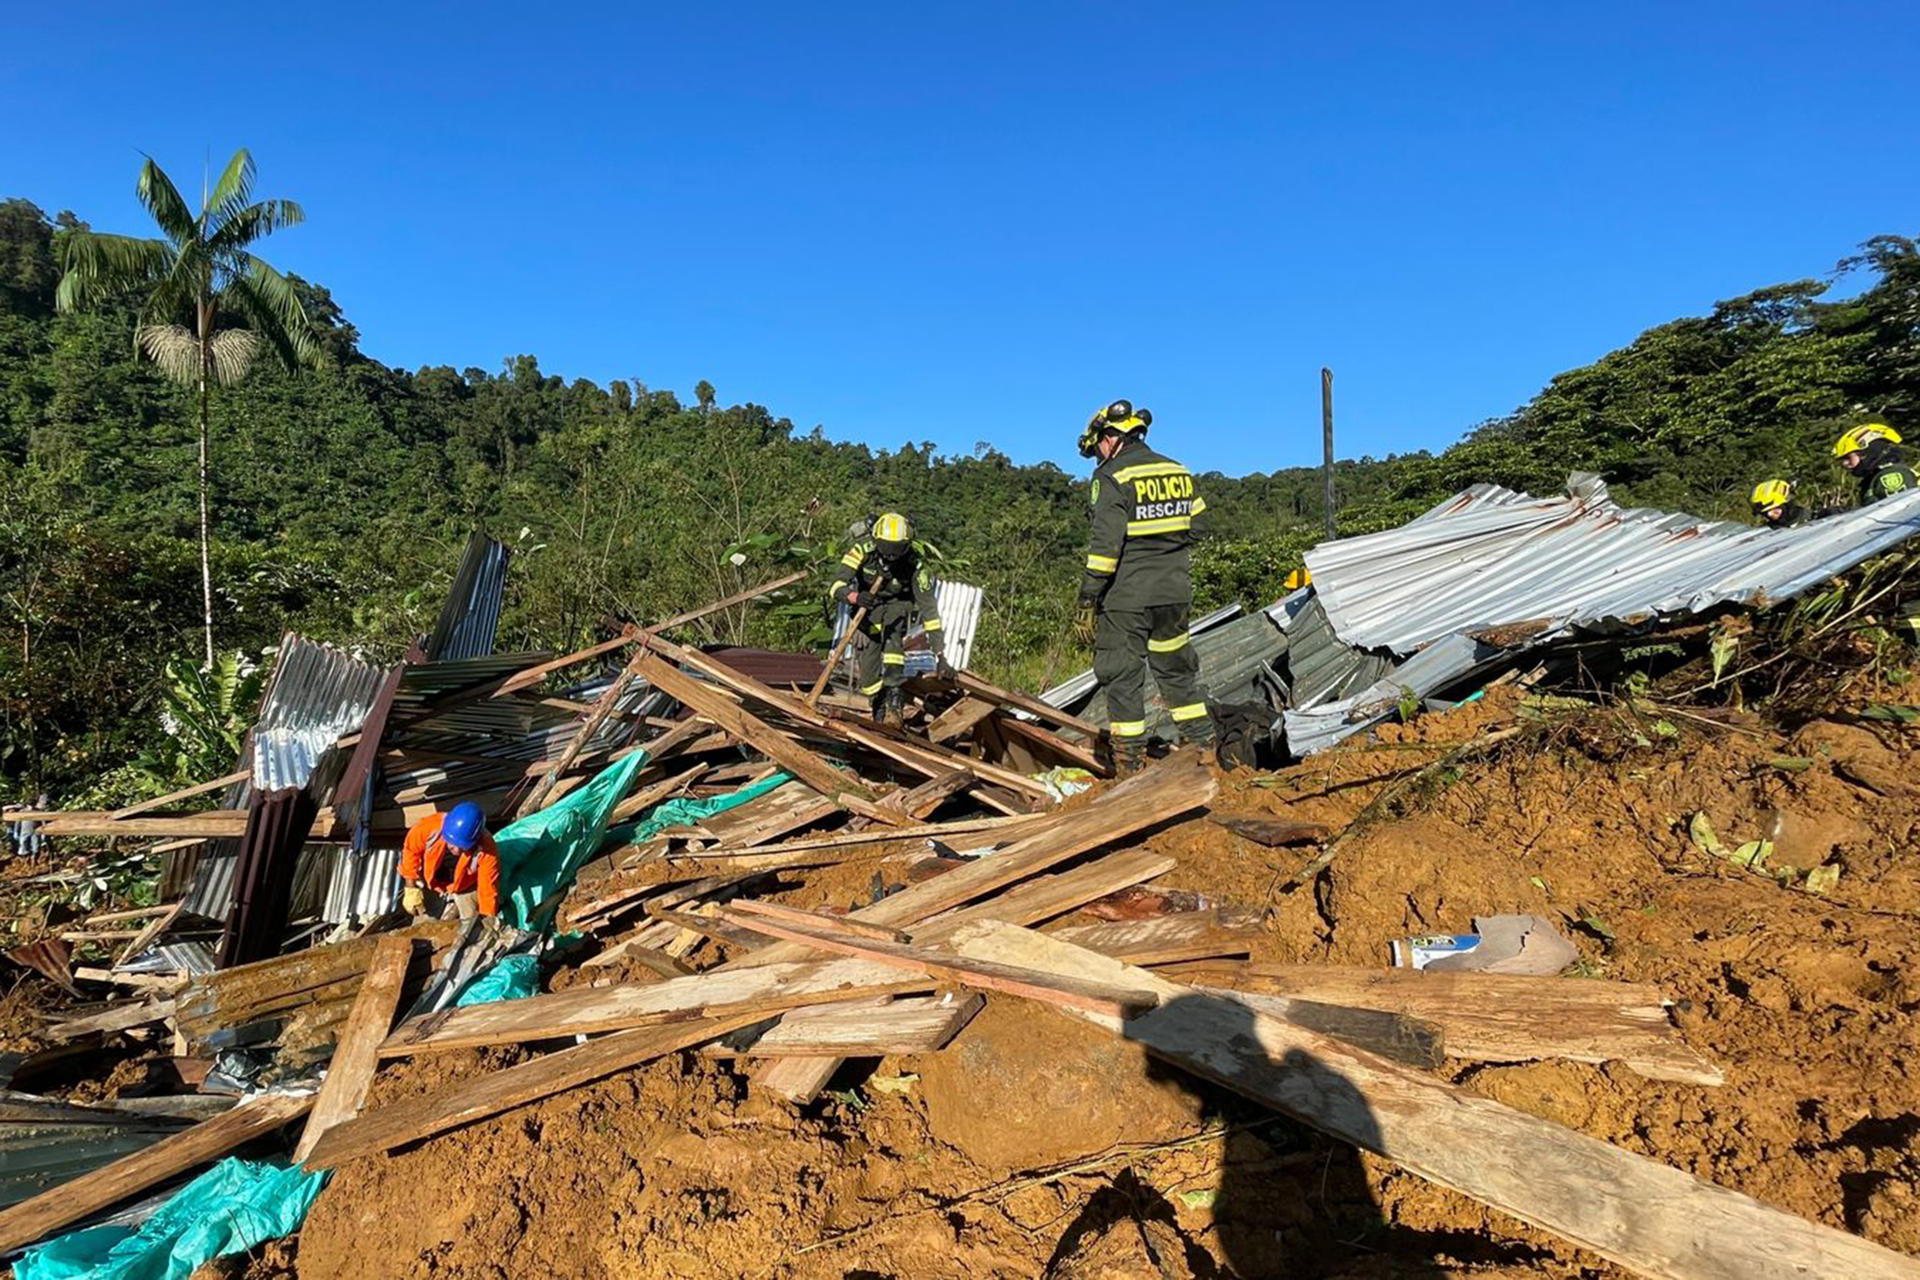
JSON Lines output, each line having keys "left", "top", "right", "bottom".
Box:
{"left": 401, "top": 884, "right": 426, "bottom": 916}
{"left": 935, "top": 655, "right": 956, "bottom": 679}
{"left": 1074, "top": 602, "right": 1098, "bottom": 647}
{"left": 844, "top": 590, "right": 861, "bottom": 608}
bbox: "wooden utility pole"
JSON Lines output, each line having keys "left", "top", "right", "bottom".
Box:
{"left": 1321, "top": 367, "right": 1337, "bottom": 539}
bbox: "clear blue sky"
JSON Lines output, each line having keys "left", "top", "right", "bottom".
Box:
{"left": 5, "top": 2, "right": 1915, "bottom": 477}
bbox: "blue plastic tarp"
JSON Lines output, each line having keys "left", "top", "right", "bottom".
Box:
{"left": 15, "top": 1158, "right": 326, "bottom": 1280}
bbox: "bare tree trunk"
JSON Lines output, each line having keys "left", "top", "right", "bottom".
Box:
{"left": 197, "top": 341, "right": 214, "bottom": 667}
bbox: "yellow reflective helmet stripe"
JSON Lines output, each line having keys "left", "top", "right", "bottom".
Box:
{"left": 1169, "top": 703, "right": 1210, "bottom": 722}
{"left": 1127, "top": 516, "right": 1191, "bottom": 535}
{"left": 1085, "top": 553, "right": 1119, "bottom": 573}
{"left": 1147, "top": 632, "right": 1190, "bottom": 653}
{"left": 1109, "top": 719, "right": 1148, "bottom": 738}
{"left": 873, "top": 512, "right": 911, "bottom": 542}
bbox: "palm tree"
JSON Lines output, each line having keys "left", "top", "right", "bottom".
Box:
{"left": 56, "top": 149, "right": 318, "bottom": 664}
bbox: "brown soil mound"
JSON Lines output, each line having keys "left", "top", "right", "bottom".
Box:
{"left": 293, "top": 695, "right": 1920, "bottom": 1276}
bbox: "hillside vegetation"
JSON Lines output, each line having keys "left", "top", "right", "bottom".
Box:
{"left": 1, "top": 194, "right": 1915, "bottom": 800}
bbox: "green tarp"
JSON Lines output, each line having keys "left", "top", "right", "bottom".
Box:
{"left": 493, "top": 753, "right": 650, "bottom": 930}
{"left": 601, "top": 771, "right": 792, "bottom": 849}
{"left": 15, "top": 1159, "right": 326, "bottom": 1280}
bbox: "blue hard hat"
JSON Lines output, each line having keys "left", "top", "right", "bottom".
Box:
{"left": 442, "top": 802, "right": 486, "bottom": 851}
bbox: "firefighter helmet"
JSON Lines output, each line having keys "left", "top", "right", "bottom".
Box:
{"left": 1077, "top": 399, "right": 1152, "bottom": 458}
{"left": 1833, "top": 423, "right": 1901, "bottom": 458}
{"left": 1749, "top": 479, "right": 1792, "bottom": 509}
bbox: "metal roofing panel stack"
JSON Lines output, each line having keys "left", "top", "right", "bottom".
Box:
{"left": 1040, "top": 603, "right": 1243, "bottom": 710}
{"left": 424, "top": 532, "right": 511, "bottom": 662}
{"left": 1284, "top": 474, "right": 1920, "bottom": 755}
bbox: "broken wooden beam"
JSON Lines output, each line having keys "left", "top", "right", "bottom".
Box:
{"left": 706, "top": 992, "right": 984, "bottom": 1059}
{"left": 716, "top": 909, "right": 1160, "bottom": 1020}
{"left": 1208, "top": 814, "right": 1332, "bottom": 847}
{"left": 1174, "top": 964, "right": 1723, "bottom": 1086}
{"left": 304, "top": 1011, "right": 766, "bottom": 1169}
{"left": 0, "top": 1092, "right": 314, "bottom": 1254}
{"left": 948, "top": 923, "right": 1885, "bottom": 1280}
{"left": 292, "top": 935, "right": 415, "bottom": 1163}
{"left": 378, "top": 957, "right": 937, "bottom": 1057}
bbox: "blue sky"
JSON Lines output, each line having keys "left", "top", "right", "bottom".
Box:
{"left": 5, "top": 2, "right": 1915, "bottom": 477}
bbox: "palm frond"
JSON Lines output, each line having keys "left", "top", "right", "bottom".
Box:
{"left": 54, "top": 233, "right": 174, "bottom": 313}
{"left": 136, "top": 323, "right": 204, "bottom": 385}
{"left": 206, "top": 149, "right": 258, "bottom": 233}
{"left": 207, "top": 199, "right": 306, "bottom": 256}
{"left": 228, "top": 256, "right": 319, "bottom": 367}
{"left": 135, "top": 158, "right": 197, "bottom": 244}
{"left": 206, "top": 328, "right": 260, "bottom": 386}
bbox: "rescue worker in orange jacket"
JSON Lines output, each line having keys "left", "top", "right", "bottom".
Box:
{"left": 398, "top": 801, "right": 500, "bottom": 920}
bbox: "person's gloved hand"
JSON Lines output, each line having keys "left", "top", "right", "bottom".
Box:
{"left": 844, "top": 590, "right": 861, "bottom": 608}
{"left": 1074, "top": 602, "right": 1097, "bottom": 646}
{"left": 935, "top": 655, "right": 956, "bottom": 679}
{"left": 401, "top": 884, "right": 426, "bottom": 916}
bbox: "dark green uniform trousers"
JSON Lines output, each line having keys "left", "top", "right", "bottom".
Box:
{"left": 850, "top": 600, "right": 915, "bottom": 697}
{"left": 1093, "top": 604, "right": 1210, "bottom": 741}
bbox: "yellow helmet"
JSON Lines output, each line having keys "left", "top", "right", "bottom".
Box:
{"left": 1749, "top": 479, "right": 1792, "bottom": 509}
{"left": 1076, "top": 399, "right": 1152, "bottom": 458}
{"left": 1284, "top": 567, "right": 1312, "bottom": 591}
{"left": 1834, "top": 423, "right": 1901, "bottom": 458}
{"left": 871, "top": 511, "right": 912, "bottom": 558}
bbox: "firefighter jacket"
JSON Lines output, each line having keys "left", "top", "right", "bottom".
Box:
{"left": 1857, "top": 441, "right": 1919, "bottom": 506}
{"left": 1080, "top": 440, "right": 1207, "bottom": 612}
{"left": 830, "top": 540, "right": 945, "bottom": 642}
{"left": 398, "top": 811, "right": 501, "bottom": 917}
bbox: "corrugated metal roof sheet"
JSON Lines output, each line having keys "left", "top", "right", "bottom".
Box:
{"left": 1283, "top": 474, "right": 1920, "bottom": 755}
{"left": 1306, "top": 473, "right": 1920, "bottom": 656}
{"left": 425, "top": 532, "right": 511, "bottom": 662}
{"left": 829, "top": 579, "right": 987, "bottom": 673}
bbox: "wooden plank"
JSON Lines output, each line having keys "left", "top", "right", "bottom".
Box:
{"left": 83, "top": 903, "right": 183, "bottom": 926}
{"left": 744, "top": 758, "right": 1211, "bottom": 1101}
{"left": 644, "top": 903, "right": 768, "bottom": 950}
{"left": 707, "top": 992, "right": 984, "bottom": 1058}
{"left": 640, "top": 569, "right": 810, "bottom": 638}
{"left": 108, "top": 771, "right": 250, "bottom": 820}
{"left": 493, "top": 629, "right": 638, "bottom": 699}
{"left": 607, "top": 762, "right": 710, "bottom": 825}
{"left": 728, "top": 899, "right": 913, "bottom": 945}
{"left": 45, "top": 999, "right": 176, "bottom": 1041}
{"left": 880, "top": 768, "right": 977, "bottom": 819}
{"left": 379, "top": 957, "right": 936, "bottom": 1056}
{"left": 1183, "top": 964, "right": 1722, "bottom": 1086}
{"left": 116, "top": 901, "right": 183, "bottom": 967}
{"left": 518, "top": 648, "right": 647, "bottom": 816}
{"left": 1194, "top": 988, "right": 1445, "bottom": 1069}
{"left": 671, "top": 814, "right": 1036, "bottom": 868}
{"left": 0, "top": 1092, "right": 314, "bottom": 1253}
{"left": 916, "top": 849, "right": 1181, "bottom": 941}
{"left": 951, "top": 670, "right": 1103, "bottom": 740}
{"left": 1050, "top": 912, "right": 1255, "bottom": 967}
{"left": 992, "top": 713, "right": 1109, "bottom": 776}
{"left": 949, "top": 923, "right": 1884, "bottom": 1280}
{"left": 715, "top": 910, "right": 1159, "bottom": 1019}
{"left": 306, "top": 1011, "right": 766, "bottom": 1169}
{"left": 926, "top": 696, "right": 996, "bottom": 745}
{"left": 632, "top": 652, "right": 890, "bottom": 816}
{"left": 292, "top": 935, "right": 415, "bottom": 1163}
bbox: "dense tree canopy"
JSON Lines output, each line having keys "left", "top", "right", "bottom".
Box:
{"left": 1, "top": 191, "right": 1914, "bottom": 801}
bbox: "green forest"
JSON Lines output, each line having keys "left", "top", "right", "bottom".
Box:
{"left": 2, "top": 189, "right": 1916, "bottom": 805}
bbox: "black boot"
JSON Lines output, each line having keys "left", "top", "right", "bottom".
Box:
{"left": 882, "top": 686, "right": 906, "bottom": 728}
{"left": 1180, "top": 716, "right": 1216, "bottom": 754}
{"left": 1112, "top": 737, "right": 1148, "bottom": 777}
{"left": 869, "top": 691, "right": 888, "bottom": 723}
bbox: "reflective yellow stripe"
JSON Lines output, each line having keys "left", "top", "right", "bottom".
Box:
{"left": 1127, "top": 516, "right": 1191, "bottom": 536}
{"left": 1085, "top": 553, "right": 1118, "bottom": 573}
{"left": 861, "top": 679, "right": 886, "bottom": 695}
{"left": 1147, "top": 633, "right": 1189, "bottom": 653}
{"left": 882, "top": 653, "right": 906, "bottom": 666}
{"left": 1169, "top": 703, "right": 1210, "bottom": 722}
{"left": 1110, "top": 720, "right": 1147, "bottom": 738}
{"left": 840, "top": 550, "right": 864, "bottom": 568}
{"left": 1190, "top": 495, "right": 1207, "bottom": 515}
{"left": 1112, "top": 462, "right": 1188, "bottom": 483}
{"left": 922, "top": 618, "right": 943, "bottom": 632}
